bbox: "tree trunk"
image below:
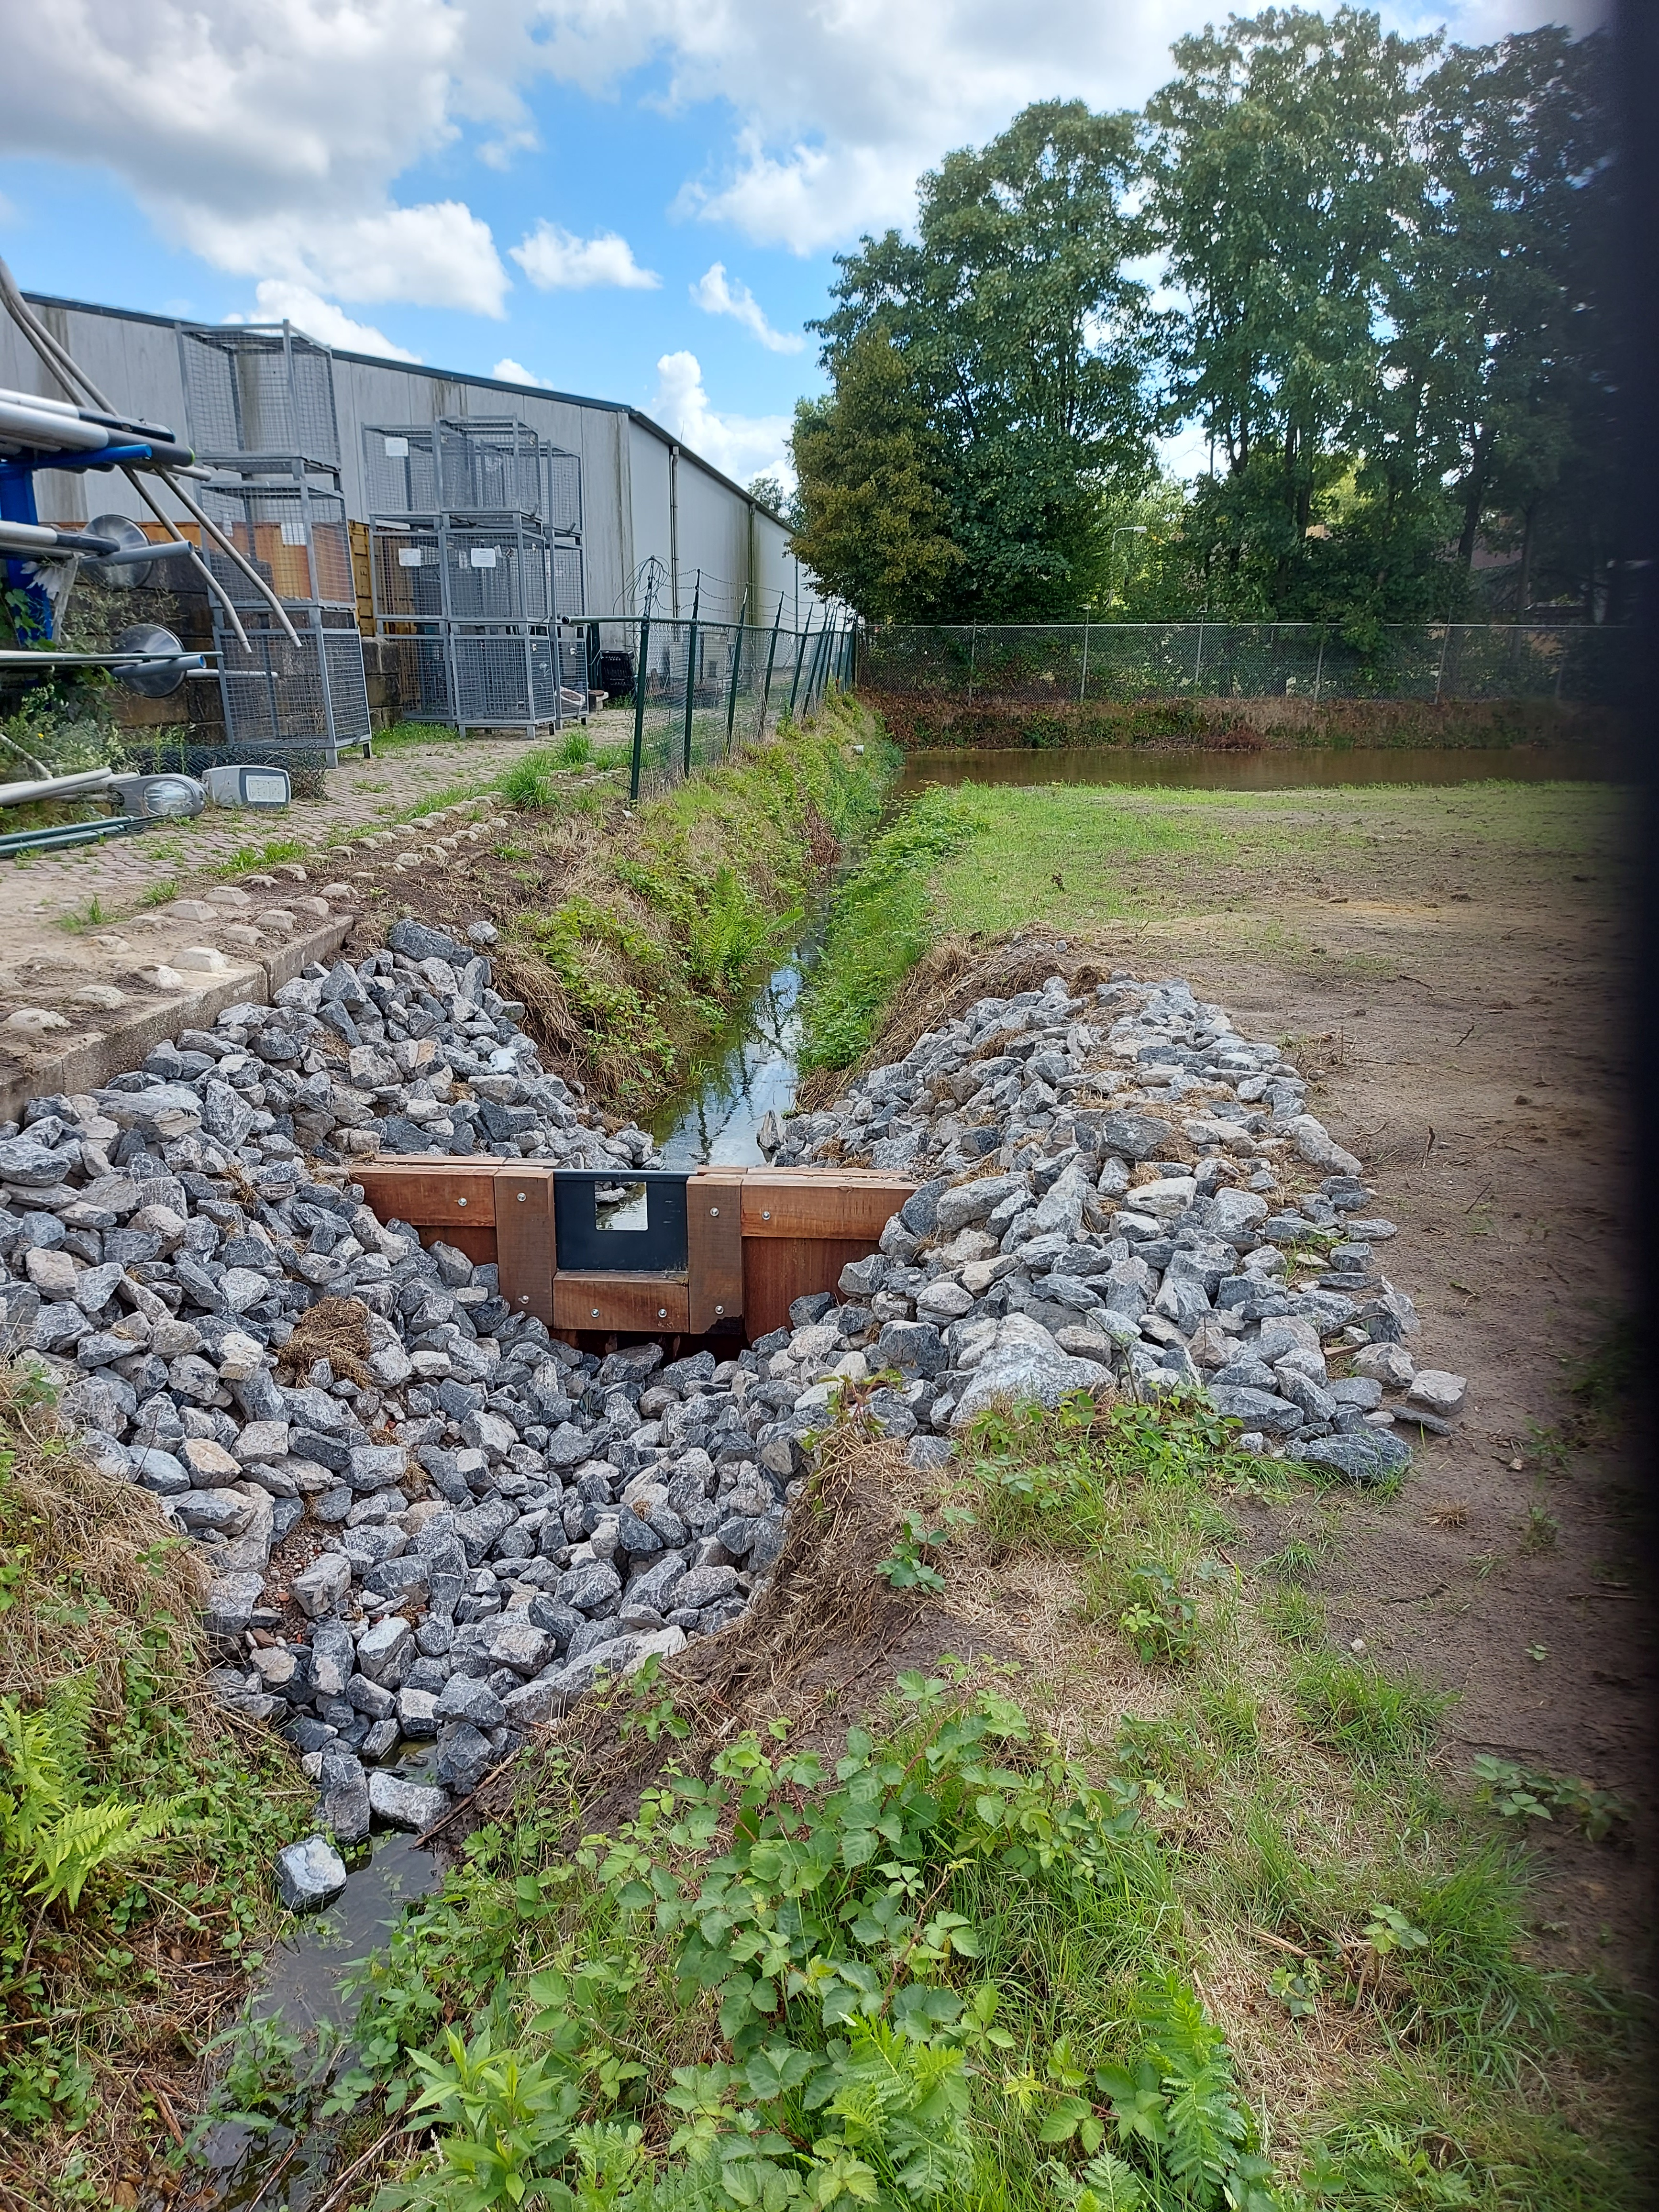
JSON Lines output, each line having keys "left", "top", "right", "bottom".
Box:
{"left": 1516, "top": 500, "right": 1537, "bottom": 618}
{"left": 1457, "top": 427, "right": 1495, "bottom": 570}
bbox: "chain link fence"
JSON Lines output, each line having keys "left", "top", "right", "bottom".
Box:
{"left": 858, "top": 620, "right": 1629, "bottom": 708}
{"left": 581, "top": 612, "right": 853, "bottom": 799}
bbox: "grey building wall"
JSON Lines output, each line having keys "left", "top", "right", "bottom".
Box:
{"left": 3, "top": 294, "right": 826, "bottom": 630}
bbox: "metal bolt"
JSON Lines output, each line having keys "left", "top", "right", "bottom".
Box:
{"left": 714, "top": 1304, "right": 724, "bottom": 1316}
{"left": 590, "top": 1307, "right": 600, "bottom": 1318}
{"left": 520, "top": 1294, "right": 530, "bottom": 1305}
{"left": 457, "top": 1197, "right": 468, "bottom": 1207}
{"left": 709, "top": 1206, "right": 719, "bottom": 1217}
{"left": 657, "top": 1308, "right": 667, "bottom": 1319}
{"left": 517, "top": 1192, "right": 526, "bottom": 1204}
{"left": 762, "top": 1209, "right": 771, "bottom": 1221}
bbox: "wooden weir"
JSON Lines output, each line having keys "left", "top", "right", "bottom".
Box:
{"left": 353, "top": 1160, "right": 918, "bottom": 1347}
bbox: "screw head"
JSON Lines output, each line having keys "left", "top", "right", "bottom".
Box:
{"left": 762, "top": 1209, "right": 771, "bottom": 1221}
{"left": 590, "top": 1307, "right": 600, "bottom": 1318}
{"left": 714, "top": 1303, "right": 724, "bottom": 1316}
{"left": 517, "top": 1191, "right": 527, "bottom": 1203}
{"left": 709, "top": 1206, "right": 719, "bottom": 1217}
{"left": 657, "top": 1308, "right": 667, "bottom": 1319}
{"left": 457, "top": 1196, "right": 468, "bottom": 1207}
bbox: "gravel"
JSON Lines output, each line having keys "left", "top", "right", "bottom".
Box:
{"left": 8, "top": 939, "right": 1462, "bottom": 1885}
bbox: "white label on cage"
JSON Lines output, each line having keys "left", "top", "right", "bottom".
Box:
{"left": 384, "top": 436, "right": 409, "bottom": 457}
{"left": 469, "top": 546, "right": 499, "bottom": 568}
{"left": 280, "top": 520, "right": 306, "bottom": 546}
{"left": 398, "top": 547, "right": 424, "bottom": 568}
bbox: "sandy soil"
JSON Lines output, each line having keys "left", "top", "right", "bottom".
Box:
{"left": 1031, "top": 812, "right": 1651, "bottom": 1980}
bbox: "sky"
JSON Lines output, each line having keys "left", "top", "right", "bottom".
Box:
{"left": 0, "top": 0, "right": 1604, "bottom": 491}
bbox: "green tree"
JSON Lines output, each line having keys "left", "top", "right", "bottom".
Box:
{"left": 799, "top": 100, "right": 1158, "bottom": 619}
{"left": 1147, "top": 7, "right": 1437, "bottom": 619}
{"left": 788, "top": 328, "right": 964, "bottom": 619}
{"left": 1390, "top": 27, "right": 1614, "bottom": 619}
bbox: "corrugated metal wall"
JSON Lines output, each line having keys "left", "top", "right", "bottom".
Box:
{"left": 2, "top": 295, "right": 822, "bottom": 629}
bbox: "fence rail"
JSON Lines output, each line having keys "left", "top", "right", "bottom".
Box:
{"left": 856, "top": 621, "right": 1629, "bottom": 707}
{"left": 579, "top": 612, "right": 854, "bottom": 800}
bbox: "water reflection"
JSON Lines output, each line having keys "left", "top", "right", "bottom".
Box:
{"left": 651, "top": 949, "right": 814, "bottom": 1168}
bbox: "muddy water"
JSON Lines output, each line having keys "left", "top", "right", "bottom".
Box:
{"left": 895, "top": 741, "right": 1626, "bottom": 796}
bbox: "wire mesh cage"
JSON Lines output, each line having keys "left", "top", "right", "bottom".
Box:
{"left": 551, "top": 542, "right": 584, "bottom": 621}
{"left": 543, "top": 447, "right": 583, "bottom": 538}
{"left": 363, "top": 426, "right": 445, "bottom": 516}
{"left": 450, "top": 627, "right": 558, "bottom": 730}
{"left": 370, "top": 520, "right": 551, "bottom": 623}
{"left": 215, "top": 610, "right": 371, "bottom": 755}
{"left": 201, "top": 475, "right": 355, "bottom": 608}
{"left": 179, "top": 325, "right": 339, "bottom": 465}
{"left": 438, "top": 419, "right": 544, "bottom": 514}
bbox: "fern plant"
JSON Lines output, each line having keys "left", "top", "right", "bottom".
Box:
{"left": 0, "top": 1674, "right": 181, "bottom": 1921}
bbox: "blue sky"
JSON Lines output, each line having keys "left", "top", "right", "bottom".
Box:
{"left": 0, "top": 0, "right": 1600, "bottom": 489}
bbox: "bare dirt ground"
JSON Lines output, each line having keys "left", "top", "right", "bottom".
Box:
{"left": 1024, "top": 797, "right": 1652, "bottom": 1983}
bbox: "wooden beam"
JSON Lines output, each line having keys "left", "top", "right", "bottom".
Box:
{"left": 493, "top": 1165, "right": 556, "bottom": 1328}
{"left": 553, "top": 1273, "right": 690, "bottom": 1334}
{"left": 686, "top": 1166, "right": 744, "bottom": 1332}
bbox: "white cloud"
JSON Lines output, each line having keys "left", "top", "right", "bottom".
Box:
{"left": 0, "top": 0, "right": 1605, "bottom": 310}
{"left": 231, "top": 281, "right": 421, "bottom": 360}
{"left": 511, "top": 222, "right": 660, "bottom": 291}
{"left": 190, "top": 202, "right": 509, "bottom": 316}
{"left": 650, "top": 352, "right": 794, "bottom": 486}
{"left": 492, "top": 355, "right": 548, "bottom": 384}
{"left": 690, "top": 263, "right": 804, "bottom": 354}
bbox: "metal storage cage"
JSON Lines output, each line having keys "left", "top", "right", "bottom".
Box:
{"left": 439, "top": 419, "right": 543, "bottom": 514}
{"left": 363, "top": 425, "right": 444, "bottom": 516}
{"left": 543, "top": 446, "right": 583, "bottom": 539}
{"left": 551, "top": 542, "right": 584, "bottom": 621}
{"left": 201, "top": 472, "right": 355, "bottom": 608}
{"left": 370, "top": 518, "right": 552, "bottom": 623}
{"left": 449, "top": 627, "right": 557, "bottom": 734}
{"left": 216, "top": 609, "right": 371, "bottom": 759}
{"left": 179, "top": 324, "right": 340, "bottom": 467}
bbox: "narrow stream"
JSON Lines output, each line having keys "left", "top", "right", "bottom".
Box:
{"left": 187, "top": 734, "right": 1627, "bottom": 2204}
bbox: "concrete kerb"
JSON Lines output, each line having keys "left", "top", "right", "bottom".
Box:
{"left": 0, "top": 913, "right": 356, "bottom": 1127}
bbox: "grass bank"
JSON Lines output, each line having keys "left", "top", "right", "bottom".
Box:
{"left": 864, "top": 693, "right": 1622, "bottom": 753}
{"left": 174, "top": 1403, "right": 1642, "bottom": 2210}
{"left": 0, "top": 1365, "right": 309, "bottom": 2208}
{"left": 354, "top": 695, "right": 896, "bottom": 1118}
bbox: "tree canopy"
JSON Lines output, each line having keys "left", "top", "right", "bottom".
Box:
{"left": 788, "top": 10, "right": 1615, "bottom": 628}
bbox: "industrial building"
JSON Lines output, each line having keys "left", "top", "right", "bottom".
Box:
{"left": 2, "top": 293, "right": 819, "bottom": 631}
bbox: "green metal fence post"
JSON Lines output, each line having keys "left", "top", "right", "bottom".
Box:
{"left": 787, "top": 608, "right": 815, "bottom": 720}
{"left": 630, "top": 609, "right": 650, "bottom": 803}
{"left": 756, "top": 593, "right": 785, "bottom": 740}
{"left": 681, "top": 573, "right": 700, "bottom": 779}
{"left": 724, "top": 590, "right": 748, "bottom": 754}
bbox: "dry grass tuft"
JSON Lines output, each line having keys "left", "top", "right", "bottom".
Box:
{"left": 274, "top": 1293, "right": 375, "bottom": 1389}
{"left": 0, "top": 1366, "right": 207, "bottom": 1721}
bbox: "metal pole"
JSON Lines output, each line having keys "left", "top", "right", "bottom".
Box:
{"left": 1079, "top": 610, "right": 1090, "bottom": 703}
{"left": 967, "top": 620, "right": 977, "bottom": 705}
{"left": 1193, "top": 620, "right": 1205, "bottom": 689}
{"left": 630, "top": 609, "right": 650, "bottom": 803}
{"left": 681, "top": 572, "right": 700, "bottom": 778}
{"left": 757, "top": 592, "right": 785, "bottom": 740}
{"left": 787, "top": 607, "right": 815, "bottom": 720}
{"left": 724, "top": 591, "right": 747, "bottom": 753}
{"left": 1434, "top": 620, "right": 1451, "bottom": 704}
{"left": 1312, "top": 631, "right": 1325, "bottom": 706}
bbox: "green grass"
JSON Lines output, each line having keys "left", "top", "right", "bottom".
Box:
{"left": 1292, "top": 1652, "right": 1457, "bottom": 1770}
{"left": 796, "top": 783, "right": 991, "bottom": 1071}
{"left": 795, "top": 768, "right": 1625, "bottom": 1065}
